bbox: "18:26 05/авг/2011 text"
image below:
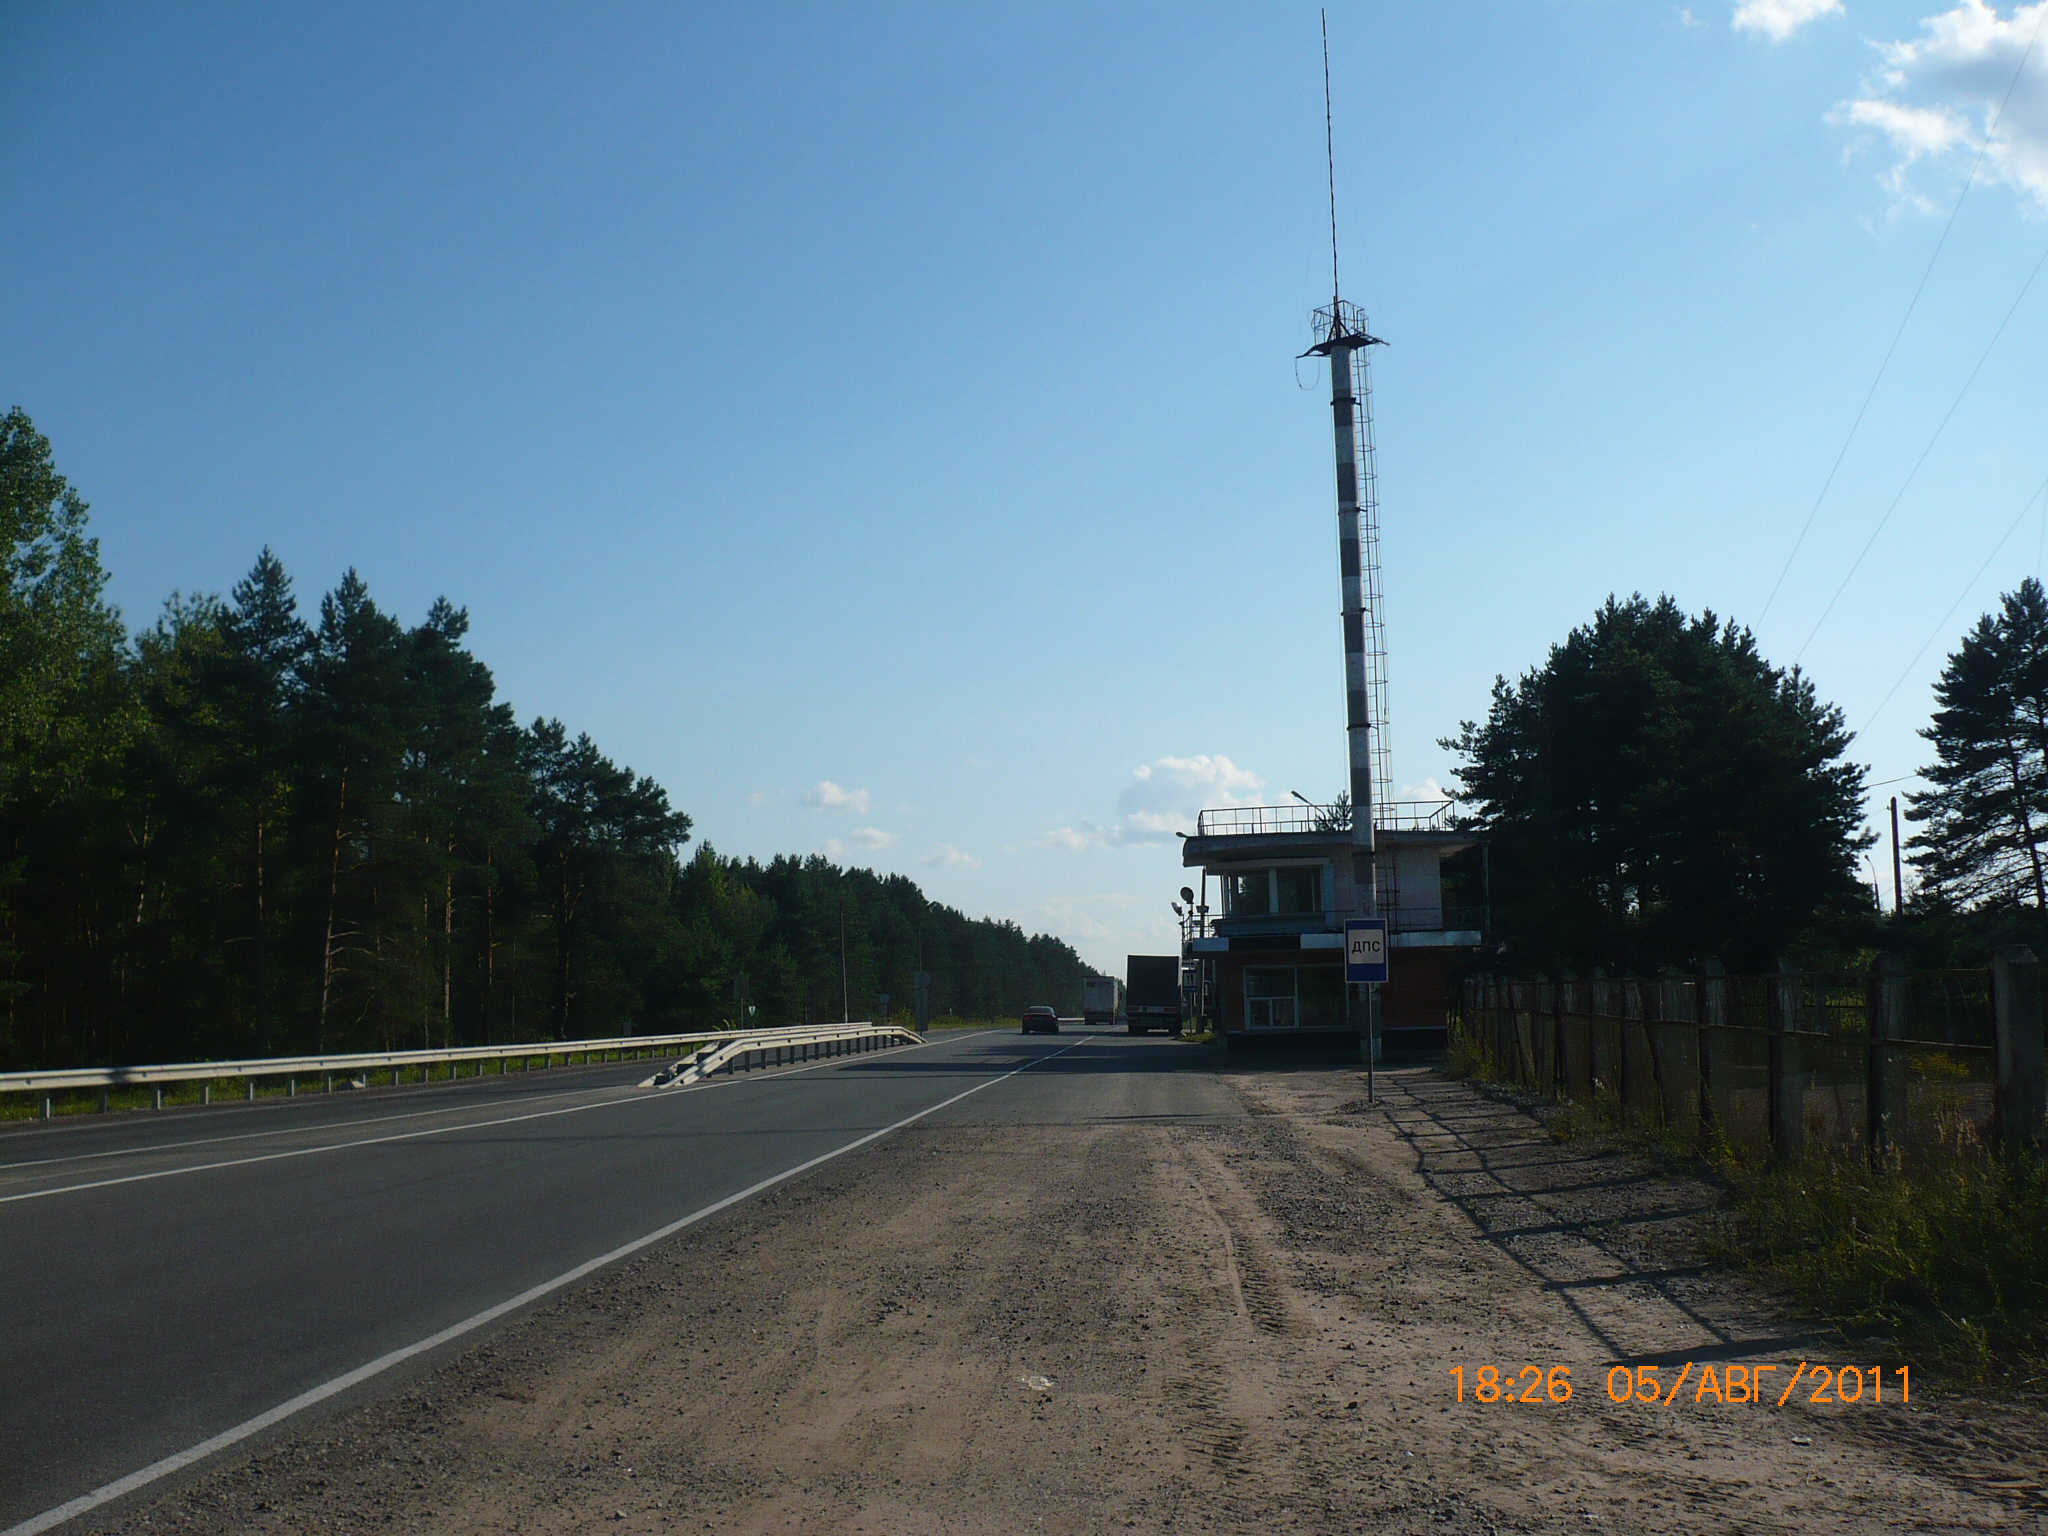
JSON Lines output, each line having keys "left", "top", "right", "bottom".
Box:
{"left": 1449, "top": 1363, "right": 1909, "bottom": 1407}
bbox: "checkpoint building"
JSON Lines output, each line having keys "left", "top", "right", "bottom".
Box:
{"left": 1181, "top": 800, "right": 1484, "bottom": 1051}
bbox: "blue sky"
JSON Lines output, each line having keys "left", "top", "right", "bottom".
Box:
{"left": 5, "top": 2, "right": 2047, "bottom": 970}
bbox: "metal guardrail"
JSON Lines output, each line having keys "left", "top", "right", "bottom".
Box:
{"left": 1192, "top": 800, "right": 1459, "bottom": 837}
{"left": 642, "top": 1022, "right": 920, "bottom": 1088}
{"left": 1, "top": 1022, "right": 921, "bottom": 1116}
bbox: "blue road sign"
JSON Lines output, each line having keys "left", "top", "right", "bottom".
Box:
{"left": 1345, "top": 919, "right": 1389, "bottom": 984}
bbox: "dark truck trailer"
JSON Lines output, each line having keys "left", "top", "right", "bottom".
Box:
{"left": 1125, "top": 954, "right": 1183, "bottom": 1036}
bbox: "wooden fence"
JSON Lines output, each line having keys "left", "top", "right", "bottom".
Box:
{"left": 1459, "top": 950, "right": 2048, "bottom": 1160}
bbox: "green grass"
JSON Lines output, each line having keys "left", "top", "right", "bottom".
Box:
{"left": 1442, "top": 1017, "right": 2048, "bottom": 1391}
{"left": 1706, "top": 1146, "right": 2048, "bottom": 1394}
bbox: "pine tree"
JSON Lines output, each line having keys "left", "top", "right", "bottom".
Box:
{"left": 1909, "top": 578, "right": 2048, "bottom": 929}
{"left": 1444, "top": 594, "right": 1868, "bottom": 967}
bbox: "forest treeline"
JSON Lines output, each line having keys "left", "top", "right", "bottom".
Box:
{"left": 0, "top": 408, "right": 1090, "bottom": 1070}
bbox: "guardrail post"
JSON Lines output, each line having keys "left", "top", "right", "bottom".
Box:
{"left": 1993, "top": 946, "right": 2046, "bottom": 1151}
{"left": 246, "top": 1081, "right": 256, "bottom": 1102}
{"left": 41, "top": 1094, "right": 52, "bottom": 1119}
{"left": 287, "top": 1077, "right": 296, "bottom": 1097}
{"left": 203, "top": 1084, "right": 211, "bottom": 1105}
{"left": 152, "top": 1087, "right": 163, "bottom": 1111}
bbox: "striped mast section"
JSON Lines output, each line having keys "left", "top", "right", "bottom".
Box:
{"left": 1315, "top": 314, "right": 1385, "bottom": 918}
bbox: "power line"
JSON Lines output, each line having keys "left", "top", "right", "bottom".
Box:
{"left": 1859, "top": 470, "right": 2048, "bottom": 736}
{"left": 1759, "top": 5, "right": 2047, "bottom": 623}
{"left": 1796, "top": 232, "right": 2048, "bottom": 663}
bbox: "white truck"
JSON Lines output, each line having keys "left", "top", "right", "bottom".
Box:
{"left": 1082, "top": 975, "right": 1118, "bottom": 1027}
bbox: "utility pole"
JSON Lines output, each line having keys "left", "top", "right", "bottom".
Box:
{"left": 839, "top": 902, "right": 850, "bottom": 1023}
{"left": 1891, "top": 796, "right": 1906, "bottom": 914}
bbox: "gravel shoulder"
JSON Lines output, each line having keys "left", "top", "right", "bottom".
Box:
{"left": 89, "top": 1058, "right": 2048, "bottom": 1534}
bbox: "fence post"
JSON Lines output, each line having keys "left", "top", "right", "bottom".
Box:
{"left": 1699, "top": 959, "right": 1726, "bottom": 1138}
{"left": 1866, "top": 954, "right": 1907, "bottom": 1162}
{"left": 1770, "top": 958, "right": 1804, "bottom": 1158}
{"left": 1552, "top": 969, "right": 1571, "bottom": 1098}
{"left": 1992, "top": 947, "right": 2046, "bottom": 1151}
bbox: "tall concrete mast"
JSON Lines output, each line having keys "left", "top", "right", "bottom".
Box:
{"left": 1306, "top": 12, "right": 1389, "bottom": 920}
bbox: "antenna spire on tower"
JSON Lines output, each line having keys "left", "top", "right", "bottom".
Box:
{"left": 1323, "top": 8, "right": 1340, "bottom": 306}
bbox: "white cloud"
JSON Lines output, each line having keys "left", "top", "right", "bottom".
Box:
{"left": 921, "top": 843, "right": 982, "bottom": 869}
{"left": 1733, "top": 0, "right": 1843, "bottom": 42}
{"left": 1115, "top": 755, "right": 1265, "bottom": 831}
{"left": 1839, "top": 2, "right": 2048, "bottom": 213}
{"left": 804, "top": 781, "right": 871, "bottom": 814}
{"left": 1679, "top": 8, "right": 1705, "bottom": 29}
{"left": 847, "top": 826, "right": 897, "bottom": 850}
{"left": 1034, "top": 893, "right": 1139, "bottom": 948}
{"left": 745, "top": 790, "right": 769, "bottom": 806}
{"left": 1043, "top": 753, "right": 1269, "bottom": 850}
{"left": 1398, "top": 776, "right": 1454, "bottom": 803}
{"left": 1038, "top": 825, "right": 1109, "bottom": 851}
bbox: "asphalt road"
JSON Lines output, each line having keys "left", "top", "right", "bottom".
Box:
{"left": 0, "top": 1024, "right": 1236, "bottom": 1532}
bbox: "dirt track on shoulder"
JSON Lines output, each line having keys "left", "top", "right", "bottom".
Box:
{"left": 99, "top": 1060, "right": 2048, "bottom": 1534}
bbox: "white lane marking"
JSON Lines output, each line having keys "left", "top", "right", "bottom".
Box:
{"left": 0, "top": 1031, "right": 996, "bottom": 1206}
{"left": 0, "top": 1033, "right": 1090, "bottom": 1536}
{"left": 0, "top": 1030, "right": 1004, "bottom": 1176}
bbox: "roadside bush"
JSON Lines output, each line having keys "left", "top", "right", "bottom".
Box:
{"left": 1444, "top": 1019, "right": 1498, "bottom": 1080}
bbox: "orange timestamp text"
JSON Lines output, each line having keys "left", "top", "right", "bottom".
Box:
{"left": 1604, "top": 1361, "right": 1907, "bottom": 1406}
{"left": 1448, "top": 1362, "right": 1910, "bottom": 1407}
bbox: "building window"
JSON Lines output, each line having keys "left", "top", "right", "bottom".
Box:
{"left": 1224, "top": 868, "right": 1324, "bottom": 917}
{"left": 1224, "top": 872, "right": 1271, "bottom": 917}
{"left": 1276, "top": 868, "right": 1322, "bottom": 914}
{"left": 1244, "top": 967, "right": 1296, "bottom": 1029}
{"left": 1243, "top": 964, "right": 1344, "bottom": 1030}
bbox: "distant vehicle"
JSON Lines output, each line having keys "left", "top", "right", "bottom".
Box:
{"left": 1125, "top": 955, "right": 1183, "bottom": 1036}
{"left": 1020, "top": 1005, "right": 1060, "bottom": 1035}
{"left": 1082, "top": 976, "right": 1118, "bottom": 1027}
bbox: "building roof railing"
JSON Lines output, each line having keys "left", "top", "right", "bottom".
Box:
{"left": 1192, "top": 800, "right": 1460, "bottom": 837}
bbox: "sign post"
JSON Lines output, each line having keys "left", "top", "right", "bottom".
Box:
{"left": 1346, "top": 919, "right": 1389, "bottom": 1100}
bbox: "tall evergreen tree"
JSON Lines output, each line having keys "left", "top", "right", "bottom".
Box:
{"left": 1445, "top": 594, "right": 1868, "bottom": 968}
{"left": 297, "top": 571, "right": 409, "bottom": 1050}
{"left": 523, "top": 720, "right": 691, "bottom": 1038}
{"left": 1909, "top": 578, "right": 2048, "bottom": 932}
{"left": 215, "top": 551, "right": 312, "bottom": 1050}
